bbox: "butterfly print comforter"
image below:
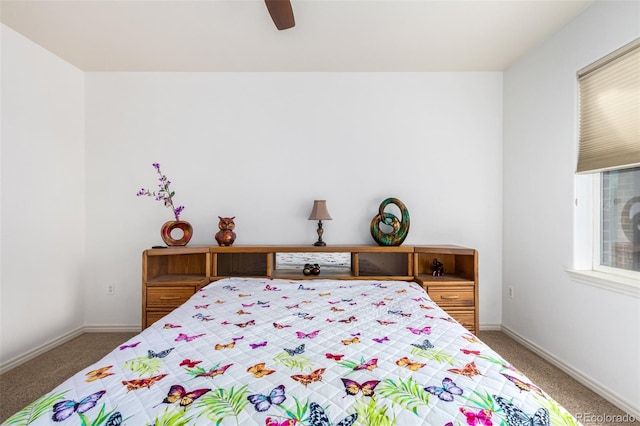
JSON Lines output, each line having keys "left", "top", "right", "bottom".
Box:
{"left": 3, "top": 278, "right": 581, "bottom": 426}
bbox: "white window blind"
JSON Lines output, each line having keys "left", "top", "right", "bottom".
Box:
{"left": 577, "top": 38, "right": 640, "bottom": 174}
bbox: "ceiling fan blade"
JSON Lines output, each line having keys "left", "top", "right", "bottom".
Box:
{"left": 264, "top": 0, "right": 295, "bottom": 30}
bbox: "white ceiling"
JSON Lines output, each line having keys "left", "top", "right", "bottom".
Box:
{"left": 0, "top": 0, "right": 593, "bottom": 72}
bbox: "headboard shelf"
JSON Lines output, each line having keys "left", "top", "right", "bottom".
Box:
{"left": 209, "top": 245, "right": 414, "bottom": 280}
{"left": 142, "top": 244, "right": 478, "bottom": 334}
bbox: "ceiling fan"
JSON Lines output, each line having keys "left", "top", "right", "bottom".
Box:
{"left": 264, "top": 0, "right": 295, "bottom": 30}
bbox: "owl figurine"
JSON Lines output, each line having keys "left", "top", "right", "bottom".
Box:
{"left": 215, "top": 216, "right": 236, "bottom": 246}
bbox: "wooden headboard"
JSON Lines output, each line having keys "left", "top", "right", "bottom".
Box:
{"left": 141, "top": 245, "right": 478, "bottom": 334}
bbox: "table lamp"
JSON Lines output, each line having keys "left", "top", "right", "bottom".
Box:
{"left": 308, "top": 200, "right": 332, "bottom": 246}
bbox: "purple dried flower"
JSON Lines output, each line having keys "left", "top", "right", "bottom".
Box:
{"left": 137, "top": 163, "right": 185, "bottom": 220}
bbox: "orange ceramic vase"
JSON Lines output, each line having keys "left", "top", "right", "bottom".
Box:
{"left": 161, "top": 220, "right": 193, "bottom": 246}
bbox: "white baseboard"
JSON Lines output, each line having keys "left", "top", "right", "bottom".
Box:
{"left": 83, "top": 325, "right": 141, "bottom": 333}
{"left": 479, "top": 323, "right": 502, "bottom": 331}
{"left": 0, "top": 325, "right": 141, "bottom": 375}
{"left": 0, "top": 327, "right": 85, "bottom": 375}
{"left": 501, "top": 325, "right": 640, "bottom": 419}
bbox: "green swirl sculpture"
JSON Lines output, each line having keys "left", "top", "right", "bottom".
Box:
{"left": 370, "top": 198, "right": 410, "bottom": 246}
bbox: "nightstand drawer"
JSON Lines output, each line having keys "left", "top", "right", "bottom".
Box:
{"left": 427, "top": 287, "right": 474, "bottom": 307}
{"left": 146, "top": 287, "right": 195, "bottom": 308}
{"left": 445, "top": 309, "right": 476, "bottom": 333}
{"left": 145, "top": 310, "right": 172, "bottom": 327}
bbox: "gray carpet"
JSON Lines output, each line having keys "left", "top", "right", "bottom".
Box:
{"left": 480, "top": 331, "right": 632, "bottom": 425}
{"left": 0, "top": 332, "right": 136, "bottom": 423}
{"left": 0, "top": 331, "right": 632, "bottom": 424}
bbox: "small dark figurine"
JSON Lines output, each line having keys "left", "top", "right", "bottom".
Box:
{"left": 215, "top": 216, "right": 236, "bottom": 246}
{"left": 431, "top": 258, "right": 444, "bottom": 277}
{"left": 303, "top": 263, "right": 321, "bottom": 276}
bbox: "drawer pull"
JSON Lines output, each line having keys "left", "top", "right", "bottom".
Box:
{"left": 440, "top": 295, "right": 460, "bottom": 300}
{"left": 159, "top": 296, "right": 181, "bottom": 300}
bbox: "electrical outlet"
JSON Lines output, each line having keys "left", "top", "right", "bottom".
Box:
{"left": 107, "top": 283, "right": 115, "bottom": 295}
{"left": 508, "top": 286, "right": 514, "bottom": 299}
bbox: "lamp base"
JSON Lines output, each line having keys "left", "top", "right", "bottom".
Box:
{"left": 313, "top": 220, "right": 327, "bottom": 247}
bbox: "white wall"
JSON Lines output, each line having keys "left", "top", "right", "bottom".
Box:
{"left": 83, "top": 72, "right": 504, "bottom": 327}
{"left": 0, "top": 25, "right": 85, "bottom": 363}
{"left": 503, "top": 0, "right": 639, "bottom": 415}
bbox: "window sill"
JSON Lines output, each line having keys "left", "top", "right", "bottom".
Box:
{"left": 566, "top": 269, "right": 640, "bottom": 298}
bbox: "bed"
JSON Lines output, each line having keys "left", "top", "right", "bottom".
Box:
{"left": 4, "top": 277, "right": 580, "bottom": 426}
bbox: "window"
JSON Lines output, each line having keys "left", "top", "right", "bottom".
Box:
{"left": 598, "top": 167, "right": 640, "bottom": 273}
{"left": 570, "top": 38, "right": 640, "bottom": 294}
